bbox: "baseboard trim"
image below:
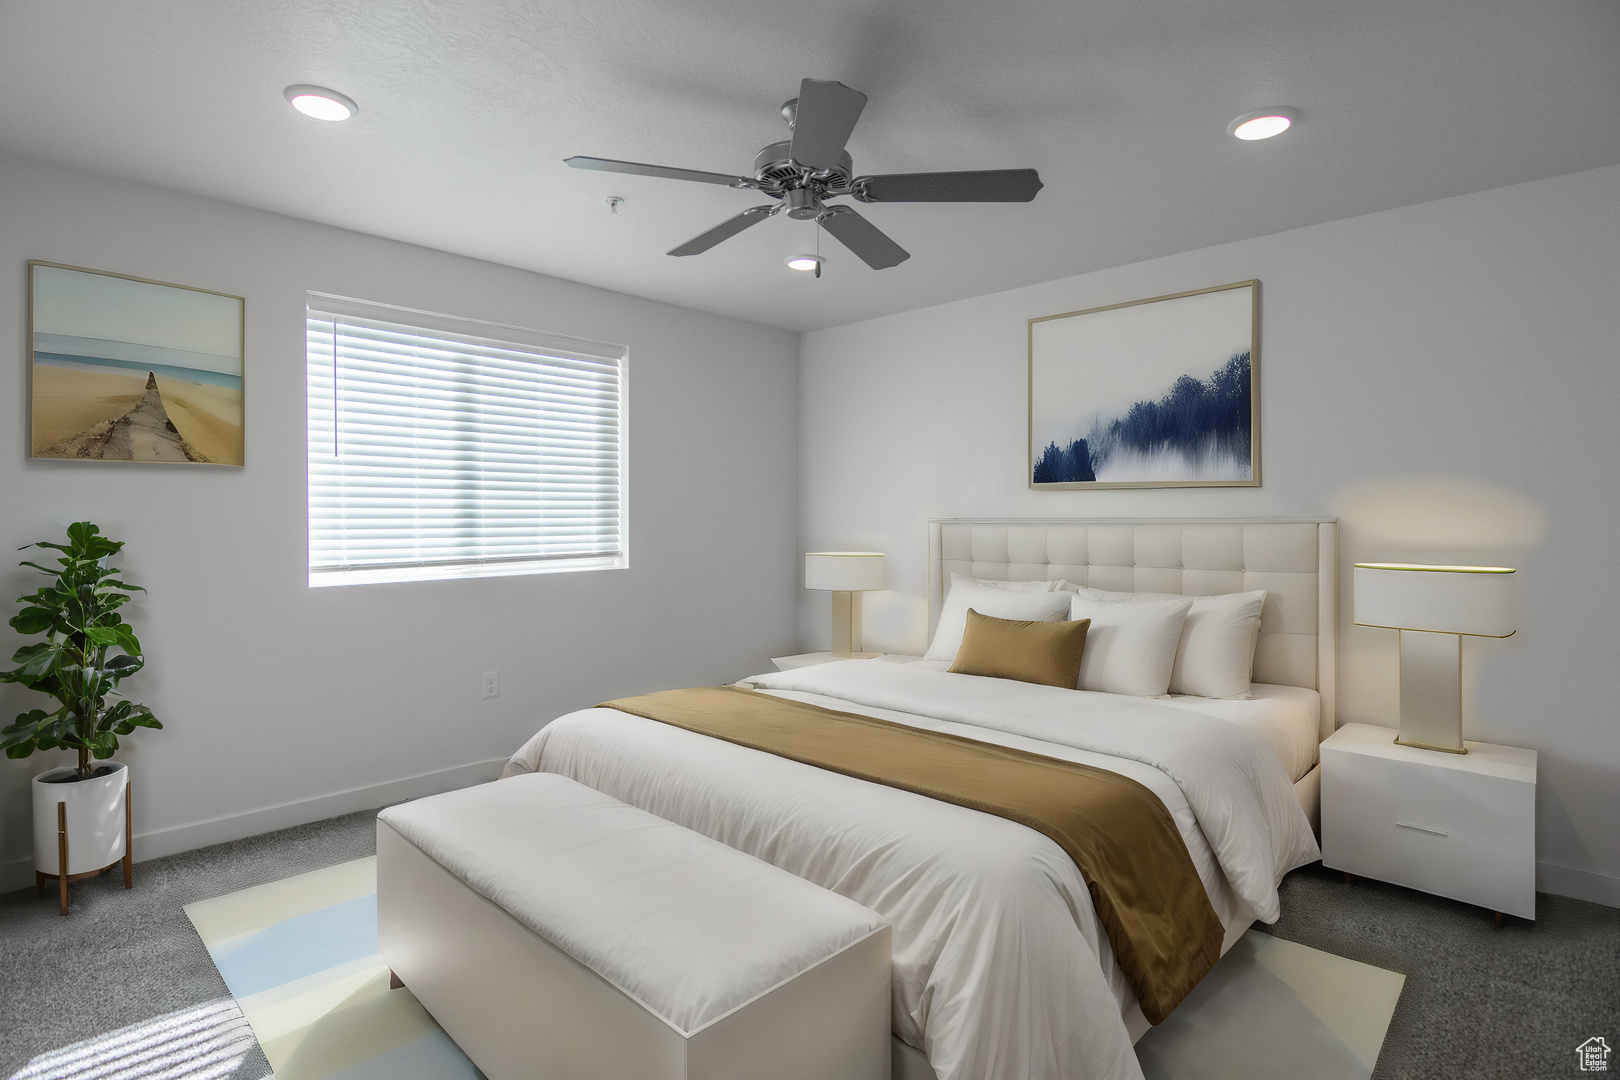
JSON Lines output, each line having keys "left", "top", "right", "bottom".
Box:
{"left": 1537, "top": 859, "right": 1620, "bottom": 909}
{"left": 8, "top": 767, "right": 1612, "bottom": 911}
{"left": 0, "top": 757, "right": 507, "bottom": 896}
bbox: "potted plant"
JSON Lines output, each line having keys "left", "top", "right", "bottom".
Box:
{"left": 0, "top": 522, "right": 160, "bottom": 910}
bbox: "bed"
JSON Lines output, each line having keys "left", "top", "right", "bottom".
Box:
{"left": 504, "top": 517, "right": 1338, "bottom": 1080}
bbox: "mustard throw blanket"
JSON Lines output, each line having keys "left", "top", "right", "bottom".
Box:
{"left": 599, "top": 685, "right": 1223, "bottom": 1024}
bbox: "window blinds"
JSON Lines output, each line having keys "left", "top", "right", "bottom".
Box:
{"left": 306, "top": 294, "right": 626, "bottom": 586}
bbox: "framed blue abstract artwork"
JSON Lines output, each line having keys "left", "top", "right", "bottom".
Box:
{"left": 1029, "top": 280, "right": 1258, "bottom": 489}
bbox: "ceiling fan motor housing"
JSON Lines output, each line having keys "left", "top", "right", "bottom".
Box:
{"left": 785, "top": 188, "right": 822, "bottom": 219}
{"left": 752, "top": 141, "right": 853, "bottom": 199}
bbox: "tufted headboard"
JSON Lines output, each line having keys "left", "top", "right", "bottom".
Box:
{"left": 929, "top": 518, "right": 1338, "bottom": 739}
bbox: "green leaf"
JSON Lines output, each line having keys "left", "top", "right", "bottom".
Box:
{"left": 105, "top": 654, "right": 144, "bottom": 677}
{"left": 0, "top": 715, "right": 47, "bottom": 749}
{"left": 125, "top": 707, "right": 160, "bottom": 730}
{"left": 83, "top": 626, "right": 119, "bottom": 647}
{"left": 12, "top": 643, "right": 63, "bottom": 681}
{"left": 19, "top": 584, "right": 67, "bottom": 607}
{"left": 10, "top": 640, "right": 53, "bottom": 660}
{"left": 8, "top": 608, "right": 54, "bottom": 635}
{"left": 7, "top": 671, "right": 64, "bottom": 699}
{"left": 113, "top": 626, "right": 141, "bottom": 656}
{"left": 64, "top": 522, "right": 99, "bottom": 549}
{"left": 0, "top": 729, "right": 35, "bottom": 748}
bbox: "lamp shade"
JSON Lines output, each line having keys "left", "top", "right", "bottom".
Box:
{"left": 1353, "top": 563, "right": 1515, "bottom": 638}
{"left": 805, "top": 552, "right": 885, "bottom": 592}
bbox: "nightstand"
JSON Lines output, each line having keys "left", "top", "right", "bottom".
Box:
{"left": 770, "top": 652, "right": 923, "bottom": 671}
{"left": 1321, "top": 722, "right": 1536, "bottom": 921}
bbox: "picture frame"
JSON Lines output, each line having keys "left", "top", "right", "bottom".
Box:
{"left": 1029, "top": 279, "right": 1258, "bottom": 489}
{"left": 28, "top": 260, "right": 244, "bottom": 466}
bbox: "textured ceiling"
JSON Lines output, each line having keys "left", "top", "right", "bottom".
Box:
{"left": 2, "top": 0, "right": 1618, "bottom": 332}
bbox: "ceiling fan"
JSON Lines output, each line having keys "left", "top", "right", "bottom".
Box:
{"left": 566, "top": 78, "right": 1044, "bottom": 271}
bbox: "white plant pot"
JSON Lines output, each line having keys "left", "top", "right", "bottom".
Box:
{"left": 33, "top": 761, "right": 129, "bottom": 877}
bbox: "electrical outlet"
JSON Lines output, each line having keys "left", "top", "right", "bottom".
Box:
{"left": 481, "top": 671, "right": 499, "bottom": 699}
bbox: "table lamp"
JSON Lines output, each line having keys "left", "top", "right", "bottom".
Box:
{"left": 805, "top": 552, "right": 885, "bottom": 658}
{"left": 1353, "top": 562, "right": 1516, "bottom": 754}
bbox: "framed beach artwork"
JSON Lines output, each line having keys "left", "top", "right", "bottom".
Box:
{"left": 1029, "top": 280, "right": 1258, "bottom": 489}
{"left": 28, "top": 261, "right": 244, "bottom": 466}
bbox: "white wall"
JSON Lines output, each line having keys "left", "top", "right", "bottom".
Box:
{"left": 0, "top": 153, "right": 800, "bottom": 887}
{"left": 799, "top": 163, "right": 1620, "bottom": 906}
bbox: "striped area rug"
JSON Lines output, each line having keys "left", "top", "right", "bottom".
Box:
{"left": 186, "top": 857, "right": 1404, "bottom": 1080}
{"left": 183, "top": 857, "right": 480, "bottom": 1080}
{"left": 1137, "top": 930, "right": 1405, "bottom": 1080}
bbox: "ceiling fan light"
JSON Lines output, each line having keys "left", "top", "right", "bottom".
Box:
{"left": 285, "top": 85, "right": 358, "bottom": 122}
{"left": 786, "top": 255, "right": 822, "bottom": 272}
{"left": 1228, "top": 107, "right": 1297, "bottom": 141}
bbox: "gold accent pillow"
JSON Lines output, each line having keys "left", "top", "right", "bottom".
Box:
{"left": 948, "top": 608, "right": 1091, "bottom": 689}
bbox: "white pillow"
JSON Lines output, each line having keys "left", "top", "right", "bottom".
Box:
{"left": 1074, "top": 588, "right": 1267, "bottom": 698}
{"left": 1067, "top": 595, "right": 1193, "bottom": 697}
{"left": 972, "top": 577, "right": 1065, "bottom": 592}
{"left": 925, "top": 574, "right": 1074, "bottom": 662}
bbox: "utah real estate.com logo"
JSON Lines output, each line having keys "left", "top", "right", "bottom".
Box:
{"left": 1579, "top": 1036, "right": 1612, "bottom": 1073}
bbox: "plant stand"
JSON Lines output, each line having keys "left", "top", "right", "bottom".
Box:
{"left": 35, "top": 781, "right": 133, "bottom": 916}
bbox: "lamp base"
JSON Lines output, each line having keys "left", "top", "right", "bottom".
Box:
{"left": 1393, "top": 736, "right": 1469, "bottom": 755}
{"left": 830, "top": 591, "right": 865, "bottom": 657}
{"left": 1397, "top": 629, "right": 1467, "bottom": 754}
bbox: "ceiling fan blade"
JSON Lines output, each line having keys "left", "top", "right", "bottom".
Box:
{"left": 566, "top": 156, "right": 756, "bottom": 189}
{"left": 667, "top": 205, "right": 781, "bottom": 256}
{"left": 789, "top": 79, "right": 867, "bottom": 172}
{"left": 854, "top": 169, "right": 1044, "bottom": 202}
{"left": 817, "top": 206, "right": 910, "bottom": 270}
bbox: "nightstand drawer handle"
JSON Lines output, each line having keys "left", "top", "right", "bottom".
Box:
{"left": 1395, "top": 821, "right": 1449, "bottom": 838}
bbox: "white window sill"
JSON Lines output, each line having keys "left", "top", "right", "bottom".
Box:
{"left": 309, "top": 553, "right": 628, "bottom": 588}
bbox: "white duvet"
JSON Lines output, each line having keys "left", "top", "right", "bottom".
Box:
{"left": 504, "top": 661, "right": 1320, "bottom": 1080}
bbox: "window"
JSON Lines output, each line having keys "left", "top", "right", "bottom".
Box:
{"left": 306, "top": 294, "right": 626, "bottom": 587}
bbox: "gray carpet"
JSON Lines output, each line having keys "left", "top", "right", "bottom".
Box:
{"left": 1258, "top": 863, "right": 1619, "bottom": 1079}
{"left": 1, "top": 812, "right": 1616, "bottom": 1079}
{"left": 0, "top": 809, "right": 380, "bottom": 1080}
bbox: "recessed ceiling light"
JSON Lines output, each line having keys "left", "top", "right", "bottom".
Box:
{"left": 284, "top": 85, "right": 358, "bottom": 122}
{"left": 786, "top": 255, "right": 823, "bottom": 272}
{"left": 1228, "top": 108, "right": 1297, "bottom": 141}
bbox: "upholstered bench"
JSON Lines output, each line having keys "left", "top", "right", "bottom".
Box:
{"left": 377, "top": 773, "right": 892, "bottom": 1080}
